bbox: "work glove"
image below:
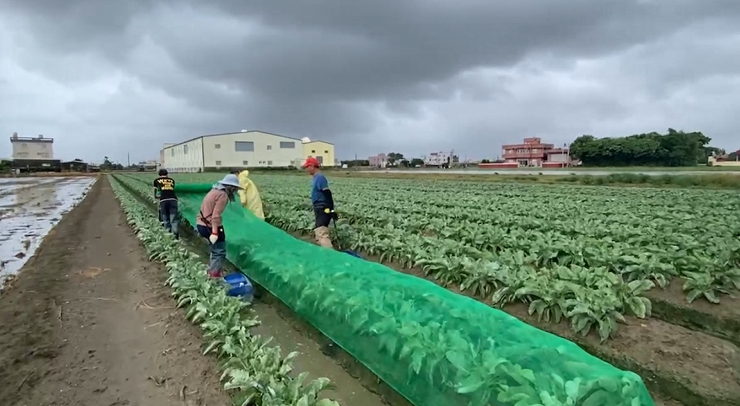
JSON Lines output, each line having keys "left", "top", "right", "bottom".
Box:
{"left": 324, "top": 207, "right": 338, "bottom": 221}
{"left": 209, "top": 233, "right": 219, "bottom": 244}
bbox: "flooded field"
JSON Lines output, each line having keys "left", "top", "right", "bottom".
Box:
{"left": 0, "top": 177, "right": 97, "bottom": 287}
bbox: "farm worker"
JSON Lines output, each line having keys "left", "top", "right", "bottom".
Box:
{"left": 303, "top": 157, "right": 337, "bottom": 248}
{"left": 196, "top": 174, "right": 243, "bottom": 278}
{"left": 153, "top": 168, "right": 179, "bottom": 239}
{"left": 230, "top": 170, "right": 265, "bottom": 220}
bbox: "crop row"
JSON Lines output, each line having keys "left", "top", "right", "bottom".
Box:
{"left": 134, "top": 173, "right": 740, "bottom": 341}
{"left": 108, "top": 176, "right": 340, "bottom": 406}
{"left": 258, "top": 176, "right": 740, "bottom": 304}
{"left": 118, "top": 173, "right": 656, "bottom": 406}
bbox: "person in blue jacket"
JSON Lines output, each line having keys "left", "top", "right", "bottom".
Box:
{"left": 302, "top": 157, "right": 336, "bottom": 248}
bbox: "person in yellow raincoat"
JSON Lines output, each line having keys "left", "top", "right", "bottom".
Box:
{"left": 230, "top": 170, "right": 265, "bottom": 220}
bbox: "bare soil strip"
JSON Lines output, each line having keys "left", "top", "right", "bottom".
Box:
{"left": 0, "top": 178, "right": 230, "bottom": 405}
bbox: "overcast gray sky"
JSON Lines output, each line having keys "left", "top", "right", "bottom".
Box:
{"left": 1, "top": 1, "right": 739, "bottom": 163}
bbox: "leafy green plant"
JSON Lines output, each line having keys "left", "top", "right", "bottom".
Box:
{"left": 109, "top": 176, "right": 339, "bottom": 406}
{"left": 113, "top": 173, "right": 656, "bottom": 406}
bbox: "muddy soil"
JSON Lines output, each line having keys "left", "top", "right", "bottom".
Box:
{"left": 0, "top": 178, "right": 230, "bottom": 406}
{"left": 645, "top": 280, "right": 740, "bottom": 346}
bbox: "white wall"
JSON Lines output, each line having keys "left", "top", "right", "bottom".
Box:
{"left": 202, "top": 131, "right": 304, "bottom": 168}
{"left": 162, "top": 138, "right": 204, "bottom": 172}
{"left": 12, "top": 140, "right": 54, "bottom": 160}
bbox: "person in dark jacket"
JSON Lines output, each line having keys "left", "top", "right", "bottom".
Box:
{"left": 302, "top": 157, "right": 337, "bottom": 248}
{"left": 153, "top": 168, "right": 179, "bottom": 239}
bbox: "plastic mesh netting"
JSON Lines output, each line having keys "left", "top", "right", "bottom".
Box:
{"left": 174, "top": 183, "right": 654, "bottom": 406}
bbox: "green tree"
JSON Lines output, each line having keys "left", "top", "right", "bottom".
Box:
{"left": 569, "top": 129, "right": 711, "bottom": 167}
{"left": 410, "top": 158, "right": 424, "bottom": 166}
{"left": 100, "top": 156, "right": 114, "bottom": 170}
{"left": 387, "top": 152, "right": 405, "bottom": 166}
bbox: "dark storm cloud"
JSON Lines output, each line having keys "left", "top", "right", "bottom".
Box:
{"left": 1, "top": 0, "right": 739, "bottom": 162}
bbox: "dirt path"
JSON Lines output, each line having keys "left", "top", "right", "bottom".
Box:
{"left": 0, "top": 178, "right": 230, "bottom": 406}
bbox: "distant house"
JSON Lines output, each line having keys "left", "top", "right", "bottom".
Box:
{"left": 480, "top": 137, "right": 574, "bottom": 169}
{"left": 369, "top": 153, "right": 388, "bottom": 168}
{"left": 708, "top": 153, "right": 740, "bottom": 167}
{"left": 61, "top": 160, "right": 89, "bottom": 172}
{"left": 10, "top": 133, "right": 54, "bottom": 160}
{"left": 9, "top": 133, "right": 61, "bottom": 172}
{"left": 423, "top": 151, "right": 458, "bottom": 168}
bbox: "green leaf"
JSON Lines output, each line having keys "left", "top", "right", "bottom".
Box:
{"left": 456, "top": 373, "right": 485, "bottom": 394}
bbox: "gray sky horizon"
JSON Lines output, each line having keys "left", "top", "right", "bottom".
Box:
{"left": 1, "top": 1, "right": 739, "bottom": 164}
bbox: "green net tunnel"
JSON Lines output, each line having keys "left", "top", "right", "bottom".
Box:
{"left": 173, "top": 182, "right": 655, "bottom": 406}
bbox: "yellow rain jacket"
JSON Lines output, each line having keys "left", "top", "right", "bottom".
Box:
{"left": 237, "top": 170, "right": 265, "bottom": 220}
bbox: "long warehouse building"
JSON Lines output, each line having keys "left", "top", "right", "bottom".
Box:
{"left": 161, "top": 130, "right": 335, "bottom": 172}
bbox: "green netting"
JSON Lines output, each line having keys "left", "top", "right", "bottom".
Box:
{"left": 174, "top": 183, "right": 654, "bottom": 406}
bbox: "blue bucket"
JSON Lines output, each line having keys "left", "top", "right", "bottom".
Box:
{"left": 222, "top": 273, "right": 254, "bottom": 302}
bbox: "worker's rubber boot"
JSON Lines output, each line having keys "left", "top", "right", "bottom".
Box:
{"left": 314, "top": 226, "right": 333, "bottom": 248}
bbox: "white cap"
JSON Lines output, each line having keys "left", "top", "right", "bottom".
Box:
{"left": 217, "top": 174, "right": 242, "bottom": 188}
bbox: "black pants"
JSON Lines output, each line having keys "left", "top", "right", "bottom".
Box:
{"left": 159, "top": 199, "right": 179, "bottom": 235}
{"left": 313, "top": 207, "right": 333, "bottom": 229}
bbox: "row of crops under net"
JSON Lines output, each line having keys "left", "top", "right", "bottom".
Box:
{"left": 117, "top": 175, "right": 654, "bottom": 406}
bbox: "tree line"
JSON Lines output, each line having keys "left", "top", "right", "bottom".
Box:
{"left": 569, "top": 129, "right": 720, "bottom": 167}
{"left": 341, "top": 129, "right": 732, "bottom": 168}
{"left": 341, "top": 152, "right": 425, "bottom": 168}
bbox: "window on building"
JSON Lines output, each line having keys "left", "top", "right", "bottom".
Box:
{"left": 267, "top": 145, "right": 272, "bottom": 150}
{"left": 184, "top": 145, "right": 188, "bottom": 154}
{"left": 215, "top": 144, "right": 221, "bottom": 149}
{"left": 317, "top": 156, "right": 323, "bottom": 164}
{"left": 280, "top": 141, "right": 295, "bottom": 149}
{"left": 324, "top": 150, "right": 328, "bottom": 153}
{"left": 21, "top": 143, "right": 27, "bottom": 147}
{"left": 215, "top": 160, "right": 222, "bottom": 166}
{"left": 267, "top": 160, "right": 273, "bottom": 166}
{"left": 243, "top": 160, "right": 248, "bottom": 165}
{"left": 235, "top": 141, "right": 254, "bottom": 151}
{"left": 311, "top": 150, "right": 316, "bottom": 153}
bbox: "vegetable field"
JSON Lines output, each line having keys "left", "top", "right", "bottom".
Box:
{"left": 109, "top": 176, "right": 342, "bottom": 406}
{"left": 121, "top": 173, "right": 740, "bottom": 406}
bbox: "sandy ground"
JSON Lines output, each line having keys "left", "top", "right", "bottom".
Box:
{"left": 0, "top": 178, "right": 229, "bottom": 406}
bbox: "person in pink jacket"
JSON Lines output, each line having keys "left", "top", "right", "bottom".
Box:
{"left": 196, "top": 174, "right": 242, "bottom": 278}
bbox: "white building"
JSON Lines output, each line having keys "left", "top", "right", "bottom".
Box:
{"left": 10, "top": 133, "right": 54, "bottom": 160}
{"left": 161, "top": 130, "right": 306, "bottom": 172}
{"left": 424, "top": 151, "right": 458, "bottom": 167}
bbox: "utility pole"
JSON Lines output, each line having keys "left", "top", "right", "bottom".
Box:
{"left": 127, "top": 153, "right": 130, "bottom": 167}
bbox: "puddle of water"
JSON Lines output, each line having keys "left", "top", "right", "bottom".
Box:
{"left": 0, "top": 177, "right": 97, "bottom": 288}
